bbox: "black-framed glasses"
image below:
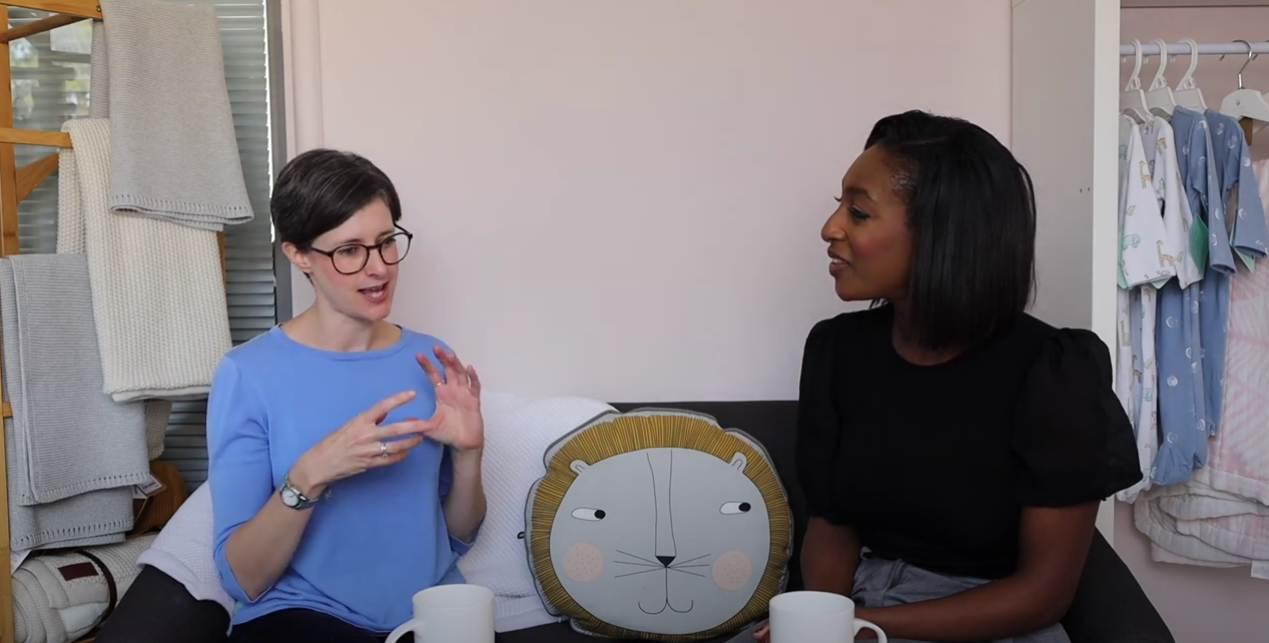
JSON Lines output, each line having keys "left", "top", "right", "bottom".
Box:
{"left": 308, "top": 226, "right": 414, "bottom": 275}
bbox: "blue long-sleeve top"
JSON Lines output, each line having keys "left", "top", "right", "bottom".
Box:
{"left": 207, "top": 326, "right": 474, "bottom": 632}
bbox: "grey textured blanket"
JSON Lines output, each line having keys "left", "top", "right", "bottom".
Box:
{"left": 1, "top": 259, "right": 136, "bottom": 550}
{"left": 0, "top": 254, "right": 150, "bottom": 507}
{"left": 91, "top": 0, "right": 253, "bottom": 231}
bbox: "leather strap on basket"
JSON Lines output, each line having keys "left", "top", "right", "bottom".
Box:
{"left": 74, "top": 549, "right": 118, "bottom": 623}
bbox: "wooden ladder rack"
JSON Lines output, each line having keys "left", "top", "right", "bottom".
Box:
{"left": 0, "top": 2, "right": 226, "bottom": 642}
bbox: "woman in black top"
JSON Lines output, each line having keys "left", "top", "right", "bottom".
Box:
{"left": 756, "top": 111, "right": 1141, "bottom": 643}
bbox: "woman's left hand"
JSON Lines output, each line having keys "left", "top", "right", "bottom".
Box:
{"left": 416, "top": 345, "right": 484, "bottom": 452}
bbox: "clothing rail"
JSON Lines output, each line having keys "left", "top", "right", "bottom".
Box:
{"left": 1121, "top": 41, "right": 1269, "bottom": 56}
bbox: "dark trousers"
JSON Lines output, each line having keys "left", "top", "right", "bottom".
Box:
{"left": 228, "top": 608, "right": 391, "bottom": 643}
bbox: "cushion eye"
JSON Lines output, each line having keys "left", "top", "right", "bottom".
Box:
{"left": 571, "top": 508, "right": 606, "bottom": 521}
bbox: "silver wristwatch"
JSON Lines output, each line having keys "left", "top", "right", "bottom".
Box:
{"left": 279, "top": 476, "right": 321, "bottom": 510}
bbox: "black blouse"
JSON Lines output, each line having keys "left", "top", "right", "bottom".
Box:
{"left": 795, "top": 305, "right": 1141, "bottom": 580}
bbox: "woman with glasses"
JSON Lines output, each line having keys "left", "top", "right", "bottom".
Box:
{"left": 206, "top": 149, "right": 487, "bottom": 643}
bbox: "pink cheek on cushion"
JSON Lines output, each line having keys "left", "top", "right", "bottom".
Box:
{"left": 563, "top": 542, "right": 604, "bottom": 583}
{"left": 711, "top": 550, "right": 753, "bottom": 590}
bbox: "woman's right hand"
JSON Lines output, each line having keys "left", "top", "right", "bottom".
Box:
{"left": 290, "top": 390, "right": 439, "bottom": 496}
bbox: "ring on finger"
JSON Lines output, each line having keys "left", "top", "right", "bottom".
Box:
{"left": 378, "top": 441, "right": 390, "bottom": 458}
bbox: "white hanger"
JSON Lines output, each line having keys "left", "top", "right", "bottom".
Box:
{"left": 1145, "top": 38, "right": 1177, "bottom": 118}
{"left": 1121, "top": 40, "right": 1150, "bottom": 123}
{"left": 1172, "top": 38, "right": 1207, "bottom": 111}
{"left": 1219, "top": 39, "right": 1269, "bottom": 133}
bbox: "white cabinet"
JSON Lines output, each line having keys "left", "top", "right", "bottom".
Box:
{"left": 1012, "top": 0, "right": 1121, "bottom": 357}
{"left": 1011, "top": 0, "right": 1125, "bottom": 539}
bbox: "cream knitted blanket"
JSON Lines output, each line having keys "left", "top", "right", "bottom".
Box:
{"left": 14, "top": 534, "right": 157, "bottom": 643}
{"left": 56, "top": 119, "right": 232, "bottom": 402}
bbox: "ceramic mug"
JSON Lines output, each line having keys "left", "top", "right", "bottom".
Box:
{"left": 384, "top": 584, "right": 495, "bottom": 643}
{"left": 768, "top": 591, "right": 887, "bottom": 643}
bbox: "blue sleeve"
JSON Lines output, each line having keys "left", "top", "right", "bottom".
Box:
{"left": 206, "top": 357, "right": 275, "bottom": 605}
{"left": 437, "top": 447, "right": 482, "bottom": 555}
{"left": 438, "top": 445, "right": 453, "bottom": 500}
{"left": 1200, "top": 129, "right": 1237, "bottom": 274}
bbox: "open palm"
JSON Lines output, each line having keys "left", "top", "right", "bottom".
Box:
{"left": 416, "top": 345, "right": 484, "bottom": 452}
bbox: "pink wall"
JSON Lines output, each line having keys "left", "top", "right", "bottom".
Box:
{"left": 1117, "top": 8, "right": 1269, "bottom": 643}
{"left": 280, "top": 1, "right": 1267, "bottom": 641}
{"left": 284, "top": 0, "right": 1012, "bottom": 402}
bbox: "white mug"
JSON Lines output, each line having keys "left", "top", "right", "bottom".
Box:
{"left": 385, "top": 584, "right": 495, "bottom": 643}
{"left": 768, "top": 591, "right": 887, "bottom": 643}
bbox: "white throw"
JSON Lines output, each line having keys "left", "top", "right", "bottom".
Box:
{"left": 55, "top": 119, "right": 232, "bottom": 402}
{"left": 135, "top": 483, "right": 234, "bottom": 616}
{"left": 458, "top": 392, "right": 615, "bottom": 632}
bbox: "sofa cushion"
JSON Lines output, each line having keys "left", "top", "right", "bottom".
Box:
{"left": 524, "top": 408, "right": 793, "bottom": 642}
{"left": 460, "top": 392, "right": 616, "bottom": 632}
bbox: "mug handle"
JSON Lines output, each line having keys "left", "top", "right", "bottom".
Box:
{"left": 854, "top": 618, "right": 887, "bottom": 643}
{"left": 385, "top": 617, "right": 424, "bottom": 643}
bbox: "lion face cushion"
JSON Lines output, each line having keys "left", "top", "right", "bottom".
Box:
{"left": 523, "top": 408, "right": 792, "bottom": 641}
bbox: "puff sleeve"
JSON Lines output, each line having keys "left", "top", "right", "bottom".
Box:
{"left": 1012, "top": 329, "right": 1142, "bottom": 507}
{"left": 795, "top": 318, "right": 848, "bottom": 524}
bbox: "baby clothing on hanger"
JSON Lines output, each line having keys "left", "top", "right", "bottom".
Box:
{"left": 1193, "top": 158, "right": 1269, "bottom": 506}
{"left": 1149, "top": 106, "right": 1215, "bottom": 487}
{"left": 1133, "top": 153, "right": 1269, "bottom": 581}
{"left": 1208, "top": 111, "right": 1269, "bottom": 271}
{"left": 1195, "top": 111, "right": 1261, "bottom": 440}
{"left": 1115, "top": 115, "right": 1175, "bottom": 503}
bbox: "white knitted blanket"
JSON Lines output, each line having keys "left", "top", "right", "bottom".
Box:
{"left": 458, "top": 392, "right": 615, "bottom": 633}
{"left": 91, "top": 0, "right": 253, "bottom": 231}
{"left": 56, "top": 119, "right": 232, "bottom": 402}
{"left": 13, "top": 534, "right": 156, "bottom": 643}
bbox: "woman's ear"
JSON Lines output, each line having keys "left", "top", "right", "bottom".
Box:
{"left": 281, "top": 241, "right": 313, "bottom": 277}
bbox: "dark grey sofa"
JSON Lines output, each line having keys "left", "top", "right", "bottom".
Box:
{"left": 93, "top": 401, "right": 1175, "bottom": 643}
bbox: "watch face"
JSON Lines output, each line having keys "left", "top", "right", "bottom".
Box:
{"left": 281, "top": 486, "right": 300, "bottom": 507}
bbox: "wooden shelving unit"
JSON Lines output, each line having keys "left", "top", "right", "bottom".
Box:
{"left": 0, "top": 4, "right": 103, "bottom": 640}
{"left": 0, "top": 2, "right": 224, "bottom": 641}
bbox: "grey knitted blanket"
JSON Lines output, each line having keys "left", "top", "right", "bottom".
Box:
{"left": 90, "top": 0, "right": 253, "bottom": 232}
{"left": 1, "top": 260, "right": 136, "bottom": 550}
{"left": 0, "top": 255, "right": 150, "bottom": 507}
